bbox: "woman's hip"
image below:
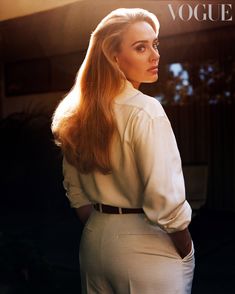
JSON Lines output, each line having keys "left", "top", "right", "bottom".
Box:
{"left": 80, "top": 210, "right": 183, "bottom": 260}
{"left": 79, "top": 211, "right": 195, "bottom": 294}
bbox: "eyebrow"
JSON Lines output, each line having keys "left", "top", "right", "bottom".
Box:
{"left": 131, "top": 38, "right": 158, "bottom": 47}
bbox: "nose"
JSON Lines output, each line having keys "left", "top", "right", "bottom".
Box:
{"left": 149, "top": 47, "right": 160, "bottom": 63}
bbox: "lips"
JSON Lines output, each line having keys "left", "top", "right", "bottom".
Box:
{"left": 147, "top": 65, "right": 159, "bottom": 74}
{"left": 148, "top": 65, "right": 158, "bottom": 70}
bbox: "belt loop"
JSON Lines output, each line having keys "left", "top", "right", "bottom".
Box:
{"left": 118, "top": 207, "right": 122, "bottom": 214}
{"left": 99, "top": 203, "right": 103, "bottom": 213}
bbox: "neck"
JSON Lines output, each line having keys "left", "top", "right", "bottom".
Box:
{"left": 128, "top": 80, "right": 140, "bottom": 89}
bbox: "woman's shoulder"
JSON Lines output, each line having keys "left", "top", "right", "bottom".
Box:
{"left": 121, "top": 91, "right": 166, "bottom": 119}
{"left": 114, "top": 81, "right": 166, "bottom": 119}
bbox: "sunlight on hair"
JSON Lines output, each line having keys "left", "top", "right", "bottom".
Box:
{"left": 51, "top": 82, "right": 80, "bottom": 133}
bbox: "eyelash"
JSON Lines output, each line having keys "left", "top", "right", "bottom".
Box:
{"left": 135, "top": 41, "right": 160, "bottom": 52}
{"left": 153, "top": 41, "right": 160, "bottom": 50}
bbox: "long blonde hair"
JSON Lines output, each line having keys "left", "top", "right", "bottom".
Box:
{"left": 51, "top": 8, "right": 160, "bottom": 174}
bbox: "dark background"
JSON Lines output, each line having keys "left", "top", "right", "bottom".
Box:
{"left": 0, "top": 1, "right": 235, "bottom": 293}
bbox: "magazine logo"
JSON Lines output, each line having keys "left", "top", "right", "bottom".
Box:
{"left": 168, "top": 3, "right": 233, "bottom": 21}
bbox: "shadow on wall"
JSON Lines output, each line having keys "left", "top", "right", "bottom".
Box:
{"left": 0, "top": 112, "right": 66, "bottom": 220}
{"left": 0, "top": 112, "right": 83, "bottom": 294}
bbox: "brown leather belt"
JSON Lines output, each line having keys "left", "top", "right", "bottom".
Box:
{"left": 93, "top": 203, "right": 144, "bottom": 214}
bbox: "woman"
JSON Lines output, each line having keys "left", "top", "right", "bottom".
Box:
{"left": 52, "top": 8, "right": 195, "bottom": 294}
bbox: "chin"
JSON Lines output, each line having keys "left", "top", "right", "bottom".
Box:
{"left": 135, "top": 74, "right": 159, "bottom": 85}
{"left": 144, "top": 76, "right": 159, "bottom": 83}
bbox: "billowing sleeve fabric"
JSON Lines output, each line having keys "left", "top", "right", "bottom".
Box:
{"left": 132, "top": 110, "right": 192, "bottom": 233}
{"left": 62, "top": 156, "right": 92, "bottom": 208}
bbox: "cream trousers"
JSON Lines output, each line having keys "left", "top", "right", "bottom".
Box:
{"left": 79, "top": 210, "right": 195, "bottom": 294}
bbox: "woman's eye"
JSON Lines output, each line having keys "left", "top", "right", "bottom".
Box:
{"left": 153, "top": 41, "right": 160, "bottom": 50}
{"left": 135, "top": 45, "right": 145, "bottom": 52}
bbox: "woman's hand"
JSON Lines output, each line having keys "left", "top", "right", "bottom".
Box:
{"left": 168, "top": 227, "right": 192, "bottom": 259}
{"left": 75, "top": 204, "right": 93, "bottom": 224}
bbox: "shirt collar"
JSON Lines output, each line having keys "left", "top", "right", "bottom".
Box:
{"left": 114, "top": 80, "right": 140, "bottom": 103}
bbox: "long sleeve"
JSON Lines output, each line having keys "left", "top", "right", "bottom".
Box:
{"left": 132, "top": 111, "right": 192, "bottom": 233}
{"left": 62, "top": 156, "right": 92, "bottom": 208}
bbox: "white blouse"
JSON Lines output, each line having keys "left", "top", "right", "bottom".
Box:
{"left": 62, "top": 80, "right": 192, "bottom": 233}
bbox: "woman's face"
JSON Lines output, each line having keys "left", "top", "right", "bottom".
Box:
{"left": 116, "top": 21, "right": 160, "bottom": 89}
